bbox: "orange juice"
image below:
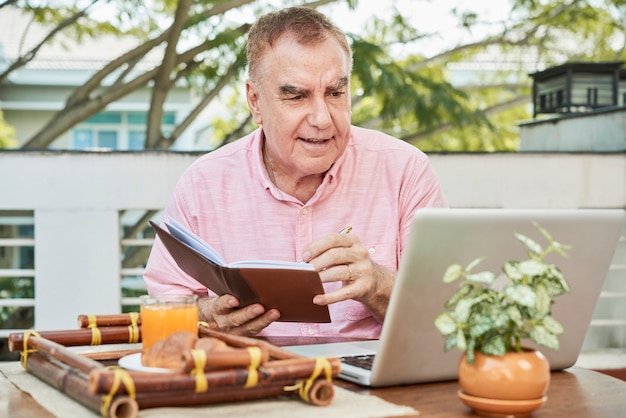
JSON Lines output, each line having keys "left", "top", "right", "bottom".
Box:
{"left": 140, "top": 295, "right": 198, "bottom": 350}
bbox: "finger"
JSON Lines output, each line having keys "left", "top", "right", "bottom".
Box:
{"left": 314, "top": 284, "right": 360, "bottom": 305}
{"left": 303, "top": 233, "right": 356, "bottom": 263}
{"left": 318, "top": 263, "right": 356, "bottom": 283}
{"left": 211, "top": 294, "right": 240, "bottom": 314}
{"left": 225, "top": 303, "right": 266, "bottom": 328}
{"left": 230, "top": 309, "right": 281, "bottom": 336}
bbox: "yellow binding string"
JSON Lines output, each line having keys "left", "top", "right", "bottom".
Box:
{"left": 87, "top": 320, "right": 102, "bottom": 346}
{"left": 190, "top": 349, "right": 209, "bottom": 393}
{"left": 127, "top": 312, "right": 139, "bottom": 344}
{"left": 100, "top": 367, "right": 136, "bottom": 417}
{"left": 20, "top": 330, "right": 41, "bottom": 370}
{"left": 283, "top": 357, "right": 332, "bottom": 403}
{"left": 87, "top": 314, "right": 98, "bottom": 328}
{"left": 243, "top": 347, "right": 263, "bottom": 388}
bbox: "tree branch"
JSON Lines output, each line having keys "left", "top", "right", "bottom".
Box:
{"left": 0, "top": 0, "right": 98, "bottom": 84}
{"left": 145, "top": 0, "right": 192, "bottom": 148}
{"left": 403, "top": 95, "right": 531, "bottom": 145}
{"left": 156, "top": 51, "right": 247, "bottom": 149}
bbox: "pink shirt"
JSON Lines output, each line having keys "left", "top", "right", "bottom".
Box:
{"left": 143, "top": 126, "right": 448, "bottom": 338}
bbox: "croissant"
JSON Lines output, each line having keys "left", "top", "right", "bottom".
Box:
{"left": 142, "top": 331, "right": 235, "bottom": 370}
{"left": 141, "top": 330, "right": 197, "bottom": 369}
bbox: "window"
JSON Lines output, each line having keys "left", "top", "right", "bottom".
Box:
{"left": 128, "top": 131, "right": 146, "bottom": 150}
{"left": 73, "top": 130, "right": 94, "bottom": 149}
{"left": 72, "top": 112, "right": 176, "bottom": 150}
{"left": 98, "top": 131, "right": 118, "bottom": 148}
{"left": 0, "top": 211, "right": 35, "bottom": 341}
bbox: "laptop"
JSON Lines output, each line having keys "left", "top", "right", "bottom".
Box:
{"left": 284, "top": 208, "right": 626, "bottom": 387}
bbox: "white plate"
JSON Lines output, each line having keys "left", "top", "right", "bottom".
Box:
{"left": 118, "top": 352, "right": 174, "bottom": 373}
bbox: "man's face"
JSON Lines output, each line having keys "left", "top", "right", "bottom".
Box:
{"left": 246, "top": 33, "right": 352, "bottom": 180}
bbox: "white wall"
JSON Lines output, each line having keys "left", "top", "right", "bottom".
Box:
{"left": 520, "top": 108, "right": 626, "bottom": 152}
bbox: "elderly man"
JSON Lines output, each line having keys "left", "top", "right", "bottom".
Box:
{"left": 143, "top": 7, "right": 448, "bottom": 339}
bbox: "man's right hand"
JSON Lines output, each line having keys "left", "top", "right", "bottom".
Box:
{"left": 197, "top": 294, "right": 280, "bottom": 336}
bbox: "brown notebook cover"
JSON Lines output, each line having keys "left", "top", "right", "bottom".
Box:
{"left": 150, "top": 221, "right": 331, "bottom": 323}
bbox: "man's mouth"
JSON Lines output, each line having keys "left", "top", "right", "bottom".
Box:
{"left": 298, "top": 137, "right": 330, "bottom": 143}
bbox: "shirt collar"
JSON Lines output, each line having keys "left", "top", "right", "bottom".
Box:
{"left": 253, "top": 126, "right": 352, "bottom": 198}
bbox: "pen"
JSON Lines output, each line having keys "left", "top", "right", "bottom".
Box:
{"left": 339, "top": 226, "right": 352, "bottom": 235}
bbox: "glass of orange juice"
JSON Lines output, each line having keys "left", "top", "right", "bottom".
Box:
{"left": 140, "top": 294, "right": 199, "bottom": 350}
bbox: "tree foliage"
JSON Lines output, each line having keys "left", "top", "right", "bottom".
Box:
{"left": 1, "top": 0, "right": 625, "bottom": 151}
{"left": 0, "top": 109, "right": 17, "bottom": 148}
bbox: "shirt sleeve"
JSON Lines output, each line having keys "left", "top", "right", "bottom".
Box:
{"left": 142, "top": 176, "right": 210, "bottom": 297}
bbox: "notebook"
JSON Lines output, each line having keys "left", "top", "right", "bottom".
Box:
{"left": 284, "top": 208, "right": 626, "bottom": 387}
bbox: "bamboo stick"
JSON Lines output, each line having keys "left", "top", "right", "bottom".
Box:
{"left": 24, "top": 352, "right": 139, "bottom": 418}
{"left": 9, "top": 326, "right": 142, "bottom": 352}
{"left": 180, "top": 346, "right": 270, "bottom": 372}
{"left": 198, "top": 326, "right": 304, "bottom": 360}
{"left": 89, "top": 356, "right": 341, "bottom": 395}
{"left": 132, "top": 378, "right": 334, "bottom": 409}
{"left": 77, "top": 313, "right": 141, "bottom": 328}
{"left": 21, "top": 335, "right": 106, "bottom": 375}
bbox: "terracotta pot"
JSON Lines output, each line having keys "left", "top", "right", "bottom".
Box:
{"left": 458, "top": 349, "right": 550, "bottom": 401}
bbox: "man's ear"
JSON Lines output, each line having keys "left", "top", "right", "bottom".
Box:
{"left": 246, "top": 80, "right": 263, "bottom": 125}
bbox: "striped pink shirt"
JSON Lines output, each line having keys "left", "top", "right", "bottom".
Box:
{"left": 143, "top": 126, "right": 448, "bottom": 338}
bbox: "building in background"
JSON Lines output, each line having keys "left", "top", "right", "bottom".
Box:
{"left": 520, "top": 61, "right": 626, "bottom": 152}
{"left": 0, "top": 7, "right": 205, "bottom": 151}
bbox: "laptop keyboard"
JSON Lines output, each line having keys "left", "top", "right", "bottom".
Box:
{"left": 340, "top": 354, "right": 376, "bottom": 370}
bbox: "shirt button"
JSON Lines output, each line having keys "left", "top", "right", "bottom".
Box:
{"left": 368, "top": 247, "right": 376, "bottom": 255}
{"left": 302, "top": 208, "right": 308, "bottom": 215}
{"left": 307, "top": 327, "right": 315, "bottom": 335}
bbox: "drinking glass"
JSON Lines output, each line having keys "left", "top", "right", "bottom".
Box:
{"left": 140, "top": 294, "right": 199, "bottom": 350}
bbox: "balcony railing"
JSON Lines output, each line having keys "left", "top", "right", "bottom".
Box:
{"left": 0, "top": 150, "right": 624, "bottom": 357}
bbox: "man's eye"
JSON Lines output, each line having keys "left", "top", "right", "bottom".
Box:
{"left": 330, "top": 91, "right": 345, "bottom": 97}
{"left": 290, "top": 95, "right": 303, "bottom": 100}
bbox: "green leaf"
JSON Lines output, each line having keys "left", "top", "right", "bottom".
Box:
{"left": 514, "top": 232, "right": 543, "bottom": 255}
{"left": 530, "top": 325, "right": 560, "bottom": 350}
{"left": 443, "top": 264, "right": 464, "bottom": 283}
{"left": 455, "top": 297, "right": 476, "bottom": 323}
{"left": 445, "top": 284, "right": 473, "bottom": 308}
{"left": 542, "top": 275, "right": 568, "bottom": 296}
{"left": 434, "top": 312, "right": 457, "bottom": 335}
{"left": 465, "top": 257, "right": 486, "bottom": 272}
{"left": 533, "top": 222, "right": 553, "bottom": 242}
{"left": 465, "top": 349, "right": 475, "bottom": 364}
{"left": 493, "top": 309, "right": 510, "bottom": 328}
{"left": 517, "top": 259, "right": 548, "bottom": 277}
{"left": 468, "top": 312, "right": 495, "bottom": 337}
{"left": 444, "top": 333, "right": 457, "bottom": 351}
{"left": 507, "top": 305, "right": 522, "bottom": 326}
{"left": 481, "top": 335, "right": 507, "bottom": 356}
{"left": 535, "top": 284, "right": 551, "bottom": 315}
{"left": 467, "top": 271, "right": 496, "bottom": 284}
{"left": 503, "top": 262, "right": 523, "bottom": 280}
{"left": 505, "top": 284, "right": 536, "bottom": 307}
{"left": 552, "top": 241, "right": 572, "bottom": 258}
{"left": 457, "top": 328, "right": 467, "bottom": 351}
{"left": 542, "top": 315, "right": 565, "bottom": 335}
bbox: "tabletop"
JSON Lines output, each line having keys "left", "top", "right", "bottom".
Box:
{"left": 2, "top": 361, "right": 625, "bottom": 418}
{"left": 338, "top": 366, "right": 626, "bottom": 417}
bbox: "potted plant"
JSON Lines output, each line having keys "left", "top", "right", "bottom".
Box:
{"left": 434, "top": 223, "right": 571, "bottom": 415}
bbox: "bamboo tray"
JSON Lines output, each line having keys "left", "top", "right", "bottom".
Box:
{"left": 8, "top": 314, "right": 340, "bottom": 418}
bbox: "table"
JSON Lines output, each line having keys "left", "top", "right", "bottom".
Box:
{"left": 339, "top": 367, "right": 626, "bottom": 417}
{"left": 2, "top": 362, "right": 625, "bottom": 417}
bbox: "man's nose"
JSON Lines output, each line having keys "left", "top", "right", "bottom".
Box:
{"left": 307, "top": 97, "right": 332, "bottom": 128}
